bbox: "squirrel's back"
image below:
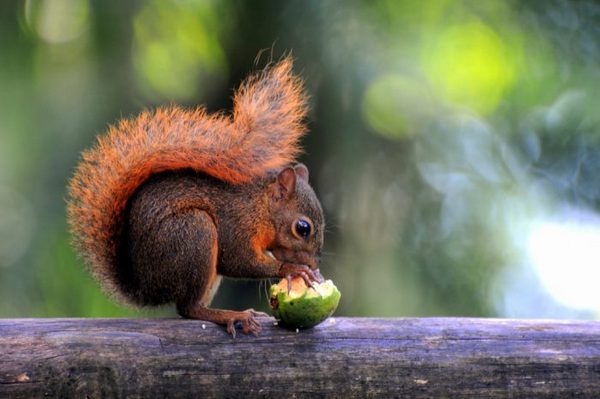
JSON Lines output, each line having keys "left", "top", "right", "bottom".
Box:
{"left": 67, "top": 58, "right": 308, "bottom": 301}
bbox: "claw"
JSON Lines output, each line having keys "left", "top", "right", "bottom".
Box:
{"left": 227, "top": 319, "right": 236, "bottom": 339}
{"left": 313, "top": 269, "right": 325, "bottom": 283}
{"left": 225, "top": 309, "right": 264, "bottom": 338}
{"left": 286, "top": 274, "right": 293, "bottom": 295}
{"left": 280, "top": 264, "right": 323, "bottom": 294}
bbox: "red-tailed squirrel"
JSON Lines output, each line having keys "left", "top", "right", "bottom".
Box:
{"left": 67, "top": 58, "right": 324, "bottom": 336}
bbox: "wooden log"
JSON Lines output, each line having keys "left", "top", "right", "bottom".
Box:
{"left": 1, "top": 317, "right": 600, "bottom": 398}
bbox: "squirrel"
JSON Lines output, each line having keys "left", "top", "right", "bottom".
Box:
{"left": 67, "top": 58, "right": 324, "bottom": 336}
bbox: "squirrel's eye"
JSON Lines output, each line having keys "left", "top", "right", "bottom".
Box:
{"left": 293, "top": 218, "right": 312, "bottom": 239}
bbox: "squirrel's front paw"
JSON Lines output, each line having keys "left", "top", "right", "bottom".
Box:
{"left": 226, "top": 309, "right": 268, "bottom": 338}
{"left": 279, "top": 264, "right": 324, "bottom": 291}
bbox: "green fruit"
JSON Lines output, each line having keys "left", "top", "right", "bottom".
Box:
{"left": 269, "top": 277, "right": 341, "bottom": 329}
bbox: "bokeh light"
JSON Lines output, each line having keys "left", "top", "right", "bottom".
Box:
{"left": 423, "top": 20, "right": 520, "bottom": 114}
{"left": 528, "top": 213, "right": 600, "bottom": 312}
{"left": 362, "top": 74, "right": 433, "bottom": 139}
{"left": 24, "top": 0, "right": 90, "bottom": 44}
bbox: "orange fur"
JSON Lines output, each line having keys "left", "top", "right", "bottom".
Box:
{"left": 67, "top": 57, "right": 308, "bottom": 295}
{"left": 251, "top": 223, "right": 277, "bottom": 263}
{"left": 200, "top": 235, "right": 221, "bottom": 306}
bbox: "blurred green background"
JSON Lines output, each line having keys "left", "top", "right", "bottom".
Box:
{"left": 1, "top": 0, "right": 600, "bottom": 320}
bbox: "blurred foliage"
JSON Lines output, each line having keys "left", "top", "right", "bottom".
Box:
{"left": 1, "top": 0, "right": 600, "bottom": 319}
{"left": 132, "top": 0, "right": 230, "bottom": 101}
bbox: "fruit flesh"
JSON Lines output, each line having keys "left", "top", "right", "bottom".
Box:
{"left": 269, "top": 276, "right": 341, "bottom": 329}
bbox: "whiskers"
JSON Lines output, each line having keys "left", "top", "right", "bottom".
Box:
{"left": 258, "top": 278, "right": 278, "bottom": 303}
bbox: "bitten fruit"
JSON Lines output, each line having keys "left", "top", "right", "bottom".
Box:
{"left": 269, "top": 276, "right": 341, "bottom": 329}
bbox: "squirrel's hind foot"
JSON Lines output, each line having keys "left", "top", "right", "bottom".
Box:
{"left": 226, "top": 309, "right": 269, "bottom": 338}
{"left": 179, "top": 305, "right": 269, "bottom": 338}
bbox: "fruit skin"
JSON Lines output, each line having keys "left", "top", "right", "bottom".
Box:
{"left": 269, "top": 278, "right": 341, "bottom": 329}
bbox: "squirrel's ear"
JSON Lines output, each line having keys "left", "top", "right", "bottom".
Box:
{"left": 273, "top": 167, "right": 297, "bottom": 200}
{"left": 294, "top": 163, "right": 309, "bottom": 183}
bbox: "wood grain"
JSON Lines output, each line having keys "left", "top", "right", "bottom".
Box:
{"left": 1, "top": 317, "right": 600, "bottom": 398}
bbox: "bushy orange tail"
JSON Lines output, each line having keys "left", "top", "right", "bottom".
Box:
{"left": 67, "top": 57, "right": 308, "bottom": 294}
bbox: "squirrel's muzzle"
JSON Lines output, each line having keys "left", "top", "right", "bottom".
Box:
{"left": 272, "top": 247, "right": 320, "bottom": 270}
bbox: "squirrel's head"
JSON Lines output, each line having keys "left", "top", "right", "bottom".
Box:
{"left": 265, "top": 164, "right": 324, "bottom": 270}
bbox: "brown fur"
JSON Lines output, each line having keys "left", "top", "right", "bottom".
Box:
{"left": 67, "top": 58, "right": 309, "bottom": 303}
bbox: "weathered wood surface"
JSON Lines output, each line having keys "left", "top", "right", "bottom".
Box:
{"left": 1, "top": 318, "right": 600, "bottom": 398}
